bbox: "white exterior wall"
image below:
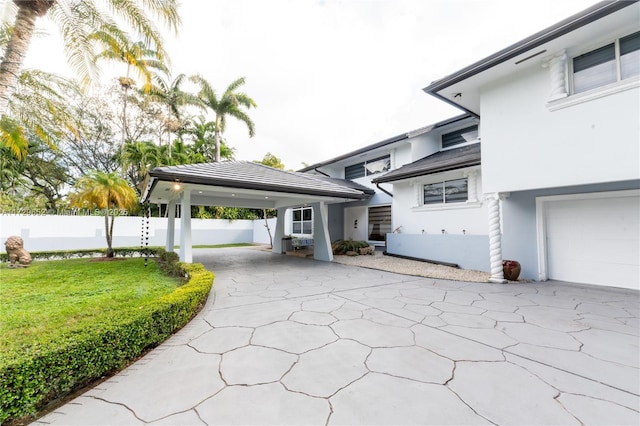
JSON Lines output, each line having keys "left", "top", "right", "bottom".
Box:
{"left": 391, "top": 169, "right": 487, "bottom": 236}
{"left": 410, "top": 133, "right": 439, "bottom": 161}
{"left": 0, "top": 215, "right": 265, "bottom": 252}
{"left": 481, "top": 66, "right": 640, "bottom": 193}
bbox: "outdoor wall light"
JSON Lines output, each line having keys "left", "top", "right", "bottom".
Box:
{"left": 441, "top": 229, "right": 446, "bottom": 234}
{"left": 173, "top": 181, "right": 182, "bottom": 191}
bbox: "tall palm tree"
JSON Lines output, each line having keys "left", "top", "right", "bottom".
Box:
{"left": 146, "top": 73, "right": 199, "bottom": 154}
{"left": 0, "top": 0, "right": 180, "bottom": 114}
{"left": 69, "top": 170, "right": 138, "bottom": 257}
{"left": 190, "top": 75, "right": 257, "bottom": 162}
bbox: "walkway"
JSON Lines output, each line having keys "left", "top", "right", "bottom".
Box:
{"left": 35, "top": 247, "right": 639, "bottom": 425}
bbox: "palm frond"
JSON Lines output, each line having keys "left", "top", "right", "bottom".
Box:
{"left": 0, "top": 115, "right": 29, "bottom": 159}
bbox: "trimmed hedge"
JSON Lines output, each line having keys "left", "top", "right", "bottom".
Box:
{"left": 0, "top": 251, "right": 213, "bottom": 424}
{"left": 0, "top": 246, "right": 162, "bottom": 262}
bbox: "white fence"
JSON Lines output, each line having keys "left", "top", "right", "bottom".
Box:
{"left": 0, "top": 214, "right": 277, "bottom": 252}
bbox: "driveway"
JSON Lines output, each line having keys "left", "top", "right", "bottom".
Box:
{"left": 36, "top": 247, "right": 639, "bottom": 425}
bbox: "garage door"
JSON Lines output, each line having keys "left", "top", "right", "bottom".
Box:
{"left": 541, "top": 191, "right": 639, "bottom": 290}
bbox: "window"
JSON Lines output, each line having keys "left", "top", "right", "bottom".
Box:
{"left": 442, "top": 126, "right": 478, "bottom": 149}
{"left": 368, "top": 205, "right": 391, "bottom": 241}
{"left": 292, "top": 207, "right": 312, "bottom": 234}
{"left": 573, "top": 31, "right": 640, "bottom": 94}
{"left": 344, "top": 155, "right": 390, "bottom": 179}
{"left": 423, "top": 178, "right": 468, "bottom": 205}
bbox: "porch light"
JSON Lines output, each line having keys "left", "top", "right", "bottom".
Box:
{"left": 173, "top": 181, "right": 182, "bottom": 191}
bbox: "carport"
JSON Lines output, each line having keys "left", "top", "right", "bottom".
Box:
{"left": 141, "top": 161, "right": 372, "bottom": 262}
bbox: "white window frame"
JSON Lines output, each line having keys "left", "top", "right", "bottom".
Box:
{"left": 571, "top": 31, "right": 640, "bottom": 95}
{"left": 291, "top": 206, "right": 313, "bottom": 235}
{"left": 548, "top": 31, "right": 640, "bottom": 111}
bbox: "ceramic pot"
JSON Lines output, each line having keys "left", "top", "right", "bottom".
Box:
{"left": 502, "top": 260, "right": 521, "bottom": 281}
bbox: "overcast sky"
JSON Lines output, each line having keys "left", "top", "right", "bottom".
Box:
{"left": 20, "top": 0, "right": 597, "bottom": 170}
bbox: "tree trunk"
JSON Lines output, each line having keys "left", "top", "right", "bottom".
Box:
{"left": 214, "top": 129, "right": 221, "bottom": 162}
{"left": 0, "top": 5, "right": 38, "bottom": 114}
{"left": 104, "top": 208, "right": 114, "bottom": 257}
{"left": 263, "top": 209, "right": 273, "bottom": 249}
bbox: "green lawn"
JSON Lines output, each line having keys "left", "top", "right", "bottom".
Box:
{"left": 0, "top": 258, "right": 180, "bottom": 358}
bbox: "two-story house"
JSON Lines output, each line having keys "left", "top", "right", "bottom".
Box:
{"left": 297, "top": 1, "right": 639, "bottom": 290}
{"left": 298, "top": 114, "right": 486, "bottom": 270}
{"left": 421, "top": 0, "right": 639, "bottom": 290}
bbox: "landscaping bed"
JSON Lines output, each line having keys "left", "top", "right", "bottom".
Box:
{"left": 0, "top": 250, "right": 213, "bottom": 424}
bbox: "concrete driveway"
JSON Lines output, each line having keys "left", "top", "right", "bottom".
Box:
{"left": 36, "top": 247, "right": 639, "bottom": 425}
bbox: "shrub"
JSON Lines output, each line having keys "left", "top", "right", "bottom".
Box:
{"left": 332, "top": 239, "right": 369, "bottom": 255}
{"left": 0, "top": 246, "right": 162, "bottom": 262}
{"left": 0, "top": 259, "right": 213, "bottom": 424}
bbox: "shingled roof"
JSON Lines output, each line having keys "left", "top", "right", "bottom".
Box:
{"left": 144, "top": 161, "right": 372, "bottom": 201}
{"left": 372, "top": 143, "right": 481, "bottom": 184}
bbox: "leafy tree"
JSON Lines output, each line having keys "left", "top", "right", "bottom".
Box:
{"left": 180, "top": 115, "right": 236, "bottom": 162}
{"left": 0, "top": 0, "right": 180, "bottom": 114}
{"left": 60, "top": 89, "right": 121, "bottom": 178}
{"left": 257, "top": 152, "right": 285, "bottom": 170}
{"left": 69, "top": 171, "right": 138, "bottom": 257}
{"left": 190, "top": 75, "right": 256, "bottom": 162}
{"left": 18, "top": 137, "right": 70, "bottom": 210}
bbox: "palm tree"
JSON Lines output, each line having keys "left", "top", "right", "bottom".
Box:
{"left": 146, "top": 73, "right": 199, "bottom": 154}
{"left": 190, "top": 75, "right": 257, "bottom": 162}
{"left": 181, "top": 115, "right": 236, "bottom": 162}
{"left": 93, "top": 32, "right": 168, "bottom": 149}
{"left": 1, "top": 69, "right": 79, "bottom": 159}
{"left": 69, "top": 171, "right": 138, "bottom": 257}
{"left": 0, "top": 0, "right": 180, "bottom": 114}
{"left": 120, "top": 140, "right": 161, "bottom": 195}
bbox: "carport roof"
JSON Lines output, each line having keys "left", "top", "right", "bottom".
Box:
{"left": 142, "top": 161, "right": 373, "bottom": 204}
{"left": 372, "top": 143, "right": 481, "bottom": 183}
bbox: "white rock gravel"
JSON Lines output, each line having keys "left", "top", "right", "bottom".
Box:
{"left": 332, "top": 250, "right": 491, "bottom": 283}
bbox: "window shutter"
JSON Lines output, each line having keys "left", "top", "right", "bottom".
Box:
{"left": 573, "top": 44, "right": 615, "bottom": 72}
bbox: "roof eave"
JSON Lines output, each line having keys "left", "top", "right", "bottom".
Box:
{"left": 372, "top": 160, "right": 481, "bottom": 184}
{"left": 423, "top": 1, "right": 634, "bottom": 98}
{"left": 148, "top": 170, "right": 368, "bottom": 200}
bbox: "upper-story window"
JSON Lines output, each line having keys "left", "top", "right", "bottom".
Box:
{"left": 441, "top": 125, "right": 479, "bottom": 149}
{"left": 573, "top": 31, "right": 640, "bottom": 94}
{"left": 344, "top": 155, "right": 390, "bottom": 179}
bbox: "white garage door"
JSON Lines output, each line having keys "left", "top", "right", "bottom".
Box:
{"left": 541, "top": 191, "right": 640, "bottom": 290}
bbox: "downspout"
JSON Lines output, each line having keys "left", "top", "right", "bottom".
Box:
{"left": 376, "top": 183, "right": 393, "bottom": 198}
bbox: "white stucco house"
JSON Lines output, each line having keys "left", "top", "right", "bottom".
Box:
{"left": 301, "top": 1, "right": 640, "bottom": 290}
{"left": 144, "top": 2, "right": 638, "bottom": 291}
{"left": 420, "top": 0, "right": 639, "bottom": 290}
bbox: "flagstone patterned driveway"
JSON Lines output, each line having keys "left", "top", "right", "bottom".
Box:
{"left": 36, "top": 247, "right": 639, "bottom": 425}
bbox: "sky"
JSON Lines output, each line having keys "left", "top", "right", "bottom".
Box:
{"left": 18, "top": 0, "right": 598, "bottom": 170}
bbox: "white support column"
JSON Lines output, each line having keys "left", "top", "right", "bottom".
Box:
{"left": 272, "top": 207, "right": 286, "bottom": 254}
{"left": 165, "top": 199, "right": 176, "bottom": 253}
{"left": 179, "top": 190, "right": 192, "bottom": 263}
{"left": 311, "top": 201, "right": 333, "bottom": 262}
{"left": 486, "top": 193, "right": 506, "bottom": 283}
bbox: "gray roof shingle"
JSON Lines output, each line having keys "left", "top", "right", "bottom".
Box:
{"left": 147, "top": 161, "right": 371, "bottom": 199}
{"left": 372, "top": 143, "right": 481, "bottom": 184}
